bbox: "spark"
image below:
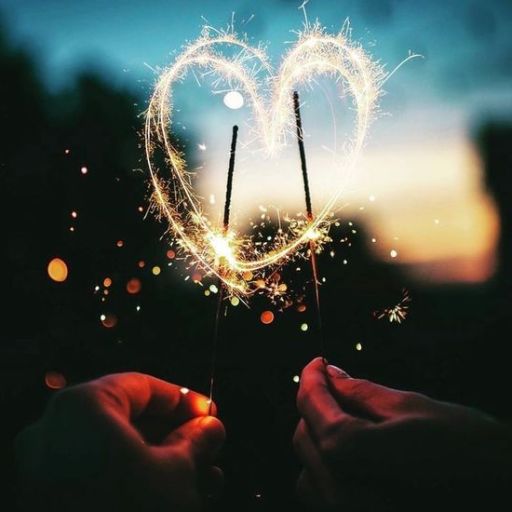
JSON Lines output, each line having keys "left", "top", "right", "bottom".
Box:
{"left": 374, "top": 288, "right": 411, "bottom": 324}
{"left": 145, "top": 22, "right": 385, "bottom": 297}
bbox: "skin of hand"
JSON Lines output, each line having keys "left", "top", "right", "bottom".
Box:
{"left": 294, "top": 357, "right": 512, "bottom": 511}
{"left": 15, "top": 373, "right": 225, "bottom": 512}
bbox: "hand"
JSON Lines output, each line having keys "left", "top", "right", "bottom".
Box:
{"left": 294, "top": 357, "right": 511, "bottom": 511}
{"left": 15, "top": 373, "right": 225, "bottom": 512}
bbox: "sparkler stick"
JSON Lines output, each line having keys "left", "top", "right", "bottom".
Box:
{"left": 208, "top": 125, "right": 239, "bottom": 414}
{"left": 293, "top": 91, "right": 326, "bottom": 360}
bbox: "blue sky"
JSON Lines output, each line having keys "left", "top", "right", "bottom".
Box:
{"left": 1, "top": 0, "right": 511, "bottom": 113}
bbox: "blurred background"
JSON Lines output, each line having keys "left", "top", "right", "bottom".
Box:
{"left": 2, "top": 1, "right": 512, "bottom": 510}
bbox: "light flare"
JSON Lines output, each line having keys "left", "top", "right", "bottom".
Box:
{"left": 145, "top": 22, "right": 385, "bottom": 296}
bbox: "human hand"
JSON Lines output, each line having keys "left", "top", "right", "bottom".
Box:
{"left": 294, "top": 357, "right": 511, "bottom": 510}
{"left": 15, "top": 373, "right": 225, "bottom": 512}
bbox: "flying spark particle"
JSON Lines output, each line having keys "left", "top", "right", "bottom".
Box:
{"left": 230, "top": 297, "right": 240, "bottom": 306}
{"left": 180, "top": 387, "right": 190, "bottom": 395}
{"left": 117, "top": 240, "right": 124, "bottom": 248}
{"left": 300, "top": 323, "right": 308, "bottom": 332}
{"left": 166, "top": 250, "right": 176, "bottom": 260}
{"left": 136, "top": 305, "right": 141, "bottom": 312}
{"left": 198, "top": 143, "right": 207, "bottom": 151}
{"left": 152, "top": 266, "right": 161, "bottom": 276}
{"left": 390, "top": 250, "right": 398, "bottom": 258}
{"left": 209, "top": 194, "right": 215, "bottom": 205}
{"left": 138, "top": 260, "right": 146, "bottom": 268}
{"left": 371, "top": 238, "right": 377, "bottom": 243}
{"left": 80, "top": 166, "right": 88, "bottom": 174}
{"left": 71, "top": 211, "right": 78, "bottom": 218}
{"left": 355, "top": 342, "right": 363, "bottom": 351}
{"left": 293, "top": 375, "right": 300, "bottom": 383}
{"left": 103, "top": 277, "right": 112, "bottom": 288}
{"left": 209, "top": 284, "right": 219, "bottom": 294}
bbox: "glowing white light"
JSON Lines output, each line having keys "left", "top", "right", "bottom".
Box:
{"left": 223, "top": 90, "right": 244, "bottom": 109}
{"left": 390, "top": 249, "right": 398, "bottom": 258}
{"left": 293, "top": 375, "right": 300, "bottom": 383}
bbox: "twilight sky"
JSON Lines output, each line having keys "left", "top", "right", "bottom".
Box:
{"left": 2, "top": 0, "right": 511, "bottom": 283}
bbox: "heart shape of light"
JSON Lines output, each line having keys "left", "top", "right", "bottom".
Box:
{"left": 145, "top": 24, "right": 383, "bottom": 295}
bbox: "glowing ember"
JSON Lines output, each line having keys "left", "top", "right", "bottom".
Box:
{"left": 47, "top": 258, "right": 68, "bottom": 283}
{"left": 45, "top": 371, "right": 67, "bottom": 390}
{"left": 152, "top": 266, "right": 161, "bottom": 276}
{"left": 101, "top": 313, "right": 118, "bottom": 328}
{"left": 260, "top": 310, "right": 274, "bottom": 325}
{"left": 103, "top": 277, "right": 112, "bottom": 288}
{"left": 126, "top": 278, "right": 142, "bottom": 294}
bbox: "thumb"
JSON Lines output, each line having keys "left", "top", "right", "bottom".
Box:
{"left": 326, "top": 364, "right": 419, "bottom": 420}
{"left": 163, "top": 416, "right": 225, "bottom": 465}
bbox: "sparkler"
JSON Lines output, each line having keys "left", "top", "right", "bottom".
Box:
{"left": 145, "top": 22, "right": 385, "bottom": 296}
{"left": 208, "top": 125, "right": 238, "bottom": 413}
{"left": 293, "top": 90, "right": 325, "bottom": 358}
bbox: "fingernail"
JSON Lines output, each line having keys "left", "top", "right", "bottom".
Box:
{"left": 327, "top": 365, "right": 351, "bottom": 379}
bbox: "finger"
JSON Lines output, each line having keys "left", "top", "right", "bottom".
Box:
{"left": 293, "top": 419, "right": 340, "bottom": 504}
{"left": 297, "top": 357, "right": 353, "bottom": 439}
{"left": 90, "top": 372, "right": 212, "bottom": 421}
{"left": 162, "top": 416, "right": 226, "bottom": 466}
{"left": 326, "top": 365, "right": 415, "bottom": 420}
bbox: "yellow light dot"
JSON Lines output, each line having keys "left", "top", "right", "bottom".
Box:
{"left": 152, "top": 266, "right": 161, "bottom": 276}
{"left": 355, "top": 342, "right": 363, "bottom": 351}
{"left": 293, "top": 375, "right": 300, "bottom": 383}
{"left": 390, "top": 250, "right": 398, "bottom": 258}
{"left": 204, "top": 290, "right": 211, "bottom": 296}
{"left": 300, "top": 323, "right": 308, "bottom": 332}
{"left": 231, "top": 297, "right": 240, "bottom": 306}
{"left": 47, "top": 258, "right": 68, "bottom": 283}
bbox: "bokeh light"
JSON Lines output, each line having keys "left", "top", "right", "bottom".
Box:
{"left": 47, "top": 258, "right": 68, "bottom": 282}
